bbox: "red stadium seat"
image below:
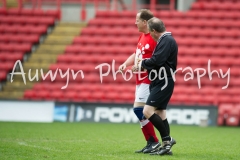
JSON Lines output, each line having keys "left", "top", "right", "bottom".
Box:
{"left": 0, "top": 8, "right": 7, "bottom": 15}
{"left": 24, "top": 89, "right": 36, "bottom": 99}
{"left": 20, "top": 9, "right": 34, "bottom": 16}
{"left": 45, "top": 10, "right": 61, "bottom": 20}
{"left": 0, "top": 70, "right": 7, "bottom": 81}
{"left": 218, "top": 103, "right": 234, "bottom": 126}
{"left": 226, "top": 106, "right": 240, "bottom": 126}
{"left": 7, "top": 8, "right": 21, "bottom": 15}
{"left": 64, "top": 90, "right": 78, "bottom": 101}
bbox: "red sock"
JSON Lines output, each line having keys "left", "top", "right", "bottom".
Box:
{"left": 140, "top": 120, "right": 158, "bottom": 142}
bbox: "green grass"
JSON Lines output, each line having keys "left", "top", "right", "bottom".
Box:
{"left": 0, "top": 122, "right": 239, "bottom": 160}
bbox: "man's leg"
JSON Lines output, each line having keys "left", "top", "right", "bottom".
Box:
{"left": 143, "top": 105, "right": 176, "bottom": 155}
{"left": 133, "top": 102, "right": 159, "bottom": 153}
{"left": 143, "top": 106, "right": 170, "bottom": 141}
{"left": 155, "top": 110, "right": 170, "bottom": 135}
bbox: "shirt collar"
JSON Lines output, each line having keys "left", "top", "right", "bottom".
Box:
{"left": 157, "top": 32, "right": 172, "bottom": 44}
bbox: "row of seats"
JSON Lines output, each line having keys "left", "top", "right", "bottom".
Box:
{"left": 0, "top": 34, "right": 40, "bottom": 44}
{"left": 57, "top": 54, "right": 127, "bottom": 64}
{"left": 0, "top": 52, "right": 24, "bottom": 62}
{"left": 64, "top": 45, "right": 135, "bottom": 54}
{"left": 72, "top": 35, "right": 240, "bottom": 48}
{"left": 96, "top": 10, "right": 240, "bottom": 20}
{"left": 24, "top": 89, "right": 135, "bottom": 103}
{"left": 62, "top": 45, "right": 240, "bottom": 58}
{"left": 171, "top": 28, "right": 240, "bottom": 38}
{"left": 0, "top": 61, "right": 16, "bottom": 72}
{"left": 55, "top": 53, "right": 240, "bottom": 68}
{"left": 32, "top": 82, "right": 135, "bottom": 92}
{"left": 23, "top": 87, "right": 239, "bottom": 105}
{"left": 191, "top": 2, "right": 240, "bottom": 11}
{"left": 88, "top": 18, "right": 240, "bottom": 28}
{"left": 176, "top": 38, "right": 240, "bottom": 48}
{"left": 178, "top": 56, "right": 240, "bottom": 66}
{"left": 0, "top": 8, "right": 60, "bottom": 20}
{"left": 0, "top": 24, "right": 48, "bottom": 35}
{"left": 64, "top": 45, "right": 240, "bottom": 56}
{"left": 81, "top": 27, "right": 240, "bottom": 38}
{"left": 171, "top": 94, "right": 239, "bottom": 105}
{"left": 175, "top": 78, "right": 239, "bottom": 88}
{"left": 29, "top": 82, "right": 239, "bottom": 96}
{"left": 80, "top": 27, "right": 139, "bottom": 37}
{"left": 179, "top": 47, "right": 240, "bottom": 57}
{"left": 73, "top": 36, "right": 137, "bottom": 45}
{"left": 0, "top": 43, "right": 32, "bottom": 52}
{"left": 0, "top": 16, "right": 55, "bottom": 26}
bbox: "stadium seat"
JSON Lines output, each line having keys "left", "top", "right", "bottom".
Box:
{"left": 226, "top": 106, "right": 240, "bottom": 126}
{"left": 218, "top": 104, "right": 234, "bottom": 126}
{"left": 0, "top": 70, "right": 7, "bottom": 81}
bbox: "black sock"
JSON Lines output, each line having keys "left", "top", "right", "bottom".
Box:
{"left": 148, "top": 113, "right": 171, "bottom": 141}
{"left": 163, "top": 118, "right": 170, "bottom": 135}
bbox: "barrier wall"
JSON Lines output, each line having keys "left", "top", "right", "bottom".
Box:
{"left": 0, "top": 101, "right": 218, "bottom": 126}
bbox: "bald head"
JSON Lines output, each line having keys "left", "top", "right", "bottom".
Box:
{"left": 147, "top": 17, "right": 166, "bottom": 33}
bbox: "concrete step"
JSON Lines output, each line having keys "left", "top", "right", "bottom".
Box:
{"left": 35, "top": 44, "right": 66, "bottom": 54}
{"left": 43, "top": 35, "right": 74, "bottom": 45}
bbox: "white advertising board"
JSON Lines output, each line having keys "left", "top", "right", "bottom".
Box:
{"left": 0, "top": 101, "right": 54, "bottom": 122}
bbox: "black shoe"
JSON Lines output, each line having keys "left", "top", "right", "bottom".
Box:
{"left": 135, "top": 141, "right": 151, "bottom": 153}
{"left": 150, "top": 137, "right": 176, "bottom": 156}
{"left": 170, "top": 137, "right": 176, "bottom": 146}
{"left": 135, "top": 136, "right": 157, "bottom": 153}
{"left": 142, "top": 141, "right": 160, "bottom": 153}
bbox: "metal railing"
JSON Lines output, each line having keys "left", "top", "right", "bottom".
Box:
{"left": 1, "top": 0, "right": 176, "bottom": 20}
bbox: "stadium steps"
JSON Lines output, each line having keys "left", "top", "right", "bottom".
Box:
{"left": 0, "top": 22, "right": 87, "bottom": 100}
{"left": 5, "top": 0, "right": 18, "bottom": 8}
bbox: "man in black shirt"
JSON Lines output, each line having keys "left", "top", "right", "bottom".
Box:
{"left": 136, "top": 17, "right": 178, "bottom": 155}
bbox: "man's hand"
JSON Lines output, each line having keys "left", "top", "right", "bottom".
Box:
{"left": 131, "top": 65, "right": 139, "bottom": 72}
{"left": 119, "top": 63, "right": 127, "bottom": 72}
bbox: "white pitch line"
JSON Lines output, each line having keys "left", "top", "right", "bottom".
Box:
{"left": 18, "top": 142, "right": 70, "bottom": 152}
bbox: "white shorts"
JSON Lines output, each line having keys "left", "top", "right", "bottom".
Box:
{"left": 135, "top": 83, "right": 150, "bottom": 103}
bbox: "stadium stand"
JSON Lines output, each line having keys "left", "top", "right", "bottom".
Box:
{"left": 0, "top": 8, "right": 59, "bottom": 99}
{"left": 0, "top": 0, "right": 239, "bottom": 125}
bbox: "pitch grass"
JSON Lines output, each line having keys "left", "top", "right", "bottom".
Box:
{"left": 0, "top": 122, "right": 239, "bottom": 160}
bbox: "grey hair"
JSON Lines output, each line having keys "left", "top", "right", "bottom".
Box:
{"left": 148, "top": 17, "right": 166, "bottom": 33}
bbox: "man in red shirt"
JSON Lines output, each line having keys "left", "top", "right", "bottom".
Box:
{"left": 119, "top": 9, "right": 172, "bottom": 155}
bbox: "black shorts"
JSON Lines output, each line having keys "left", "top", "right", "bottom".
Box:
{"left": 146, "top": 78, "right": 174, "bottom": 110}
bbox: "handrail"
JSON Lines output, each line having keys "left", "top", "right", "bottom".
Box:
{"left": 12, "top": 0, "right": 176, "bottom": 20}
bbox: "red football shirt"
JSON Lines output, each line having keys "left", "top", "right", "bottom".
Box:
{"left": 134, "top": 33, "right": 157, "bottom": 85}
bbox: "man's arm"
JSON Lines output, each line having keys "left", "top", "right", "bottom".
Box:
{"left": 140, "top": 40, "right": 171, "bottom": 70}
{"left": 119, "top": 53, "right": 135, "bottom": 71}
